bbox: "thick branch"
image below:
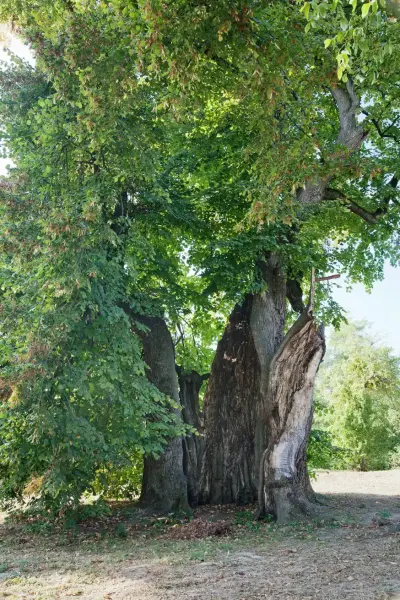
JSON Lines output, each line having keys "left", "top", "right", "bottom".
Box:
{"left": 330, "top": 79, "right": 366, "bottom": 150}
{"left": 297, "top": 79, "right": 366, "bottom": 206}
{"left": 325, "top": 176, "right": 399, "bottom": 224}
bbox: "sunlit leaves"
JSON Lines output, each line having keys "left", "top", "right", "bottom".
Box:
{"left": 315, "top": 321, "right": 400, "bottom": 470}
{"left": 298, "top": 0, "right": 399, "bottom": 81}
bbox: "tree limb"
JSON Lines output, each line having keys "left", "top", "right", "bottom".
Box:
{"left": 324, "top": 176, "right": 399, "bottom": 224}
{"left": 330, "top": 79, "right": 366, "bottom": 150}
{"left": 361, "top": 109, "right": 400, "bottom": 142}
{"left": 297, "top": 79, "right": 367, "bottom": 207}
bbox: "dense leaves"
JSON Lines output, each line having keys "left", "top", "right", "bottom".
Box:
{"left": 0, "top": 0, "right": 399, "bottom": 513}
{"left": 0, "top": 58, "right": 187, "bottom": 512}
{"left": 315, "top": 322, "right": 400, "bottom": 470}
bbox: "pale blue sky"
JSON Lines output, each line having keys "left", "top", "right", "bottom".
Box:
{"left": 332, "top": 263, "right": 400, "bottom": 354}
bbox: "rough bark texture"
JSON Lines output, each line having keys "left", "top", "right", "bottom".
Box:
{"left": 199, "top": 255, "right": 286, "bottom": 505}
{"left": 258, "top": 312, "right": 325, "bottom": 523}
{"left": 177, "top": 367, "right": 208, "bottom": 507}
{"left": 198, "top": 81, "right": 369, "bottom": 515}
{"left": 138, "top": 317, "right": 190, "bottom": 514}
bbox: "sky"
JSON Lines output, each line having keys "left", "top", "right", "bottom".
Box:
{"left": 331, "top": 263, "right": 400, "bottom": 354}
{"left": 0, "top": 24, "right": 34, "bottom": 64}
{"left": 0, "top": 27, "right": 399, "bottom": 355}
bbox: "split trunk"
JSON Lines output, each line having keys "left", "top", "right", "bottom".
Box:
{"left": 199, "top": 255, "right": 324, "bottom": 522}
{"left": 199, "top": 255, "right": 286, "bottom": 505}
{"left": 258, "top": 312, "right": 325, "bottom": 522}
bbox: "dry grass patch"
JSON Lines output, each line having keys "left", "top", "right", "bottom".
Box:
{"left": 0, "top": 470, "right": 400, "bottom": 599}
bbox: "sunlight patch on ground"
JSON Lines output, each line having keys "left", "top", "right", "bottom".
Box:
{"left": 314, "top": 469, "right": 400, "bottom": 496}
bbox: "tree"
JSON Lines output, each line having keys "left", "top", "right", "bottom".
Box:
{"left": 0, "top": 0, "right": 399, "bottom": 522}
{"left": 199, "top": 255, "right": 287, "bottom": 505}
{"left": 138, "top": 316, "right": 189, "bottom": 513}
{"left": 0, "top": 55, "right": 191, "bottom": 513}
{"left": 315, "top": 321, "right": 400, "bottom": 471}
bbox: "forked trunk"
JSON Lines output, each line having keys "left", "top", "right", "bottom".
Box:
{"left": 258, "top": 312, "right": 325, "bottom": 523}
{"left": 177, "top": 367, "right": 208, "bottom": 507}
{"left": 199, "top": 255, "right": 286, "bottom": 505}
{"left": 138, "top": 317, "right": 190, "bottom": 514}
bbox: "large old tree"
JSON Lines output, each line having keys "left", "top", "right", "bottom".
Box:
{"left": 0, "top": 0, "right": 399, "bottom": 520}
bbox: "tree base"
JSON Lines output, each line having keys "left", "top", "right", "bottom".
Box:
{"left": 258, "top": 483, "right": 329, "bottom": 523}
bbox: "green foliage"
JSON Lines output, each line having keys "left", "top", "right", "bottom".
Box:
{"left": 92, "top": 453, "right": 143, "bottom": 500}
{"left": 389, "top": 446, "right": 400, "bottom": 467}
{"left": 0, "top": 0, "right": 399, "bottom": 517}
{"left": 315, "top": 321, "right": 400, "bottom": 470}
{"left": 299, "top": 0, "right": 400, "bottom": 82}
{"left": 307, "top": 428, "right": 347, "bottom": 473}
{"left": 0, "top": 56, "right": 187, "bottom": 515}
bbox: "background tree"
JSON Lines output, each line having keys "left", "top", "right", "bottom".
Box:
{"left": 315, "top": 321, "right": 400, "bottom": 471}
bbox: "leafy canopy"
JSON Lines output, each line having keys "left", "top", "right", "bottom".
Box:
{"left": 0, "top": 0, "right": 399, "bottom": 513}
{"left": 315, "top": 322, "right": 400, "bottom": 470}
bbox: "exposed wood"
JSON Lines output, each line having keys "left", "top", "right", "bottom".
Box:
{"left": 309, "top": 267, "right": 315, "bottom": 314}
{"left": 316, "top": 274, "right": 340, "bottom": 282}
{"left": 258, "top": 311, "right": 325, "bottom": 523}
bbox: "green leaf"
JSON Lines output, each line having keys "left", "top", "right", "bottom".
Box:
{"left": 303, "top": 2, "right": 311, "bottom": 19}
{"left": 361, "top": 2, "right": 372, "bottom": 17}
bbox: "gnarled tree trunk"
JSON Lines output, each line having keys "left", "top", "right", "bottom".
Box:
{"left": 199, "top": 255, "right": 286, "bottom": 505}
{"left": 198, "top": 82, "right": 366, "bottom": 516}
{"left": 177, "top": 367, "right": 208, "bottom": 507}
{"left": 258, "top": 311, "right": 325, "bottom": 523}
{"left": 138, "top": 316, "right": 190, "bottom": 514}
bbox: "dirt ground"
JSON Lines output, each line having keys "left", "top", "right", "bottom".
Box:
{"left": 1, "top": 470, "right": 400, "bottom": 600}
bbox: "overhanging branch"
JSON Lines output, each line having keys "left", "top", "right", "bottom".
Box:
{"left": 324, "top": 176, "right": 399, "bottom": 225}
{"left": 361, "top": 109, "right": 400, "bottom": 143}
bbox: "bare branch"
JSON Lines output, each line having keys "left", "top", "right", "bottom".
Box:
{"left": 308, "top": 267, "right": 316, "bottom": 316}
{"left": 316, "top": 274, "right": 340, "bottom": 282}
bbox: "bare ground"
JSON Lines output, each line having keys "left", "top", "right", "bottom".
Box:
{"left": 1, "top": 470, "right": 400, "bottom": 600}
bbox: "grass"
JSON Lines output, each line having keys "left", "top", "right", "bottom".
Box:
{"left": 0, "top": 505, "right": 334, "bottom": 567}
{"left": 0, "top": 514, "right": 387, "bottom": 600}
{"left": 2, "top": 471, "right": 400, "bottom": 599}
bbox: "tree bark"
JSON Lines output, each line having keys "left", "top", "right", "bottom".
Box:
{"left": 258, "top": 311, "right": 325, "bottom": 523}
{"left": 198, "top": 82, "right": 366, "bottom": 515}
{"left": 138, "top": 316, "right": 190, "bottom": 514}
{"left": 177, "top": 367, "right": 208, "bottom": 507}
{"left": 199, "top": 254, "right": 286, "bottom": 505}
